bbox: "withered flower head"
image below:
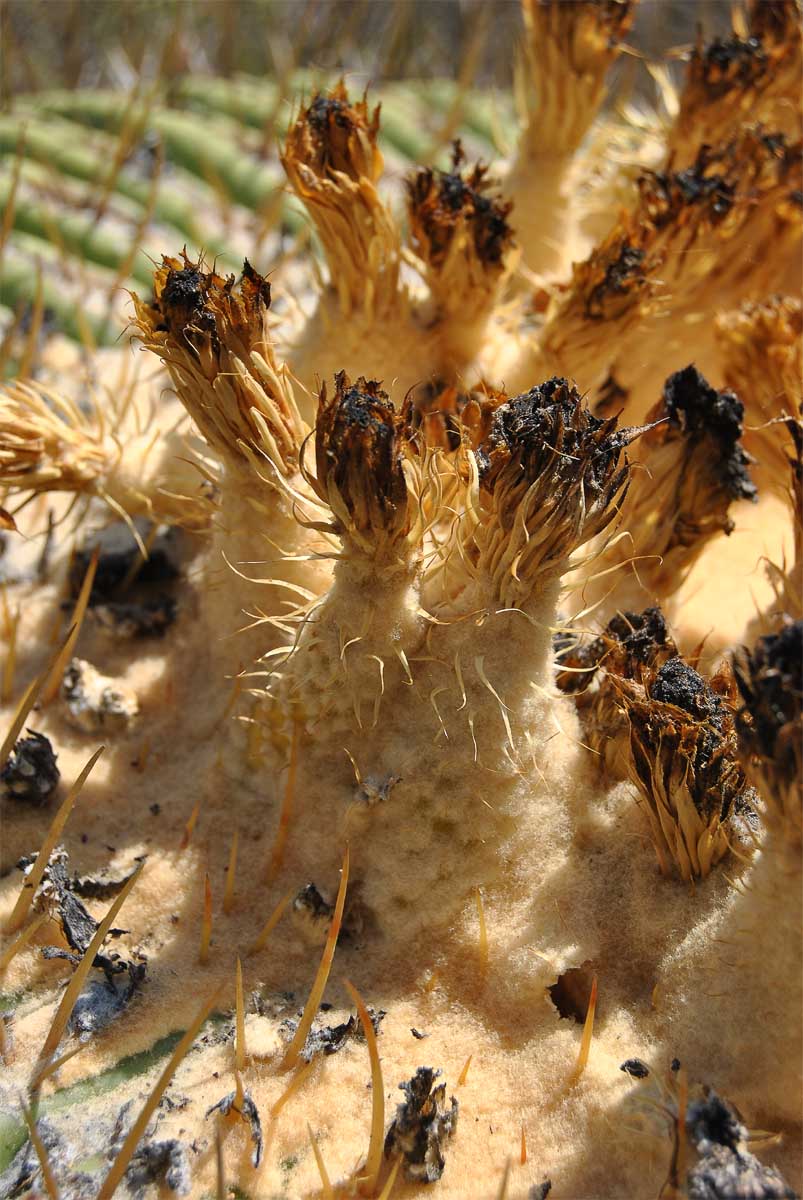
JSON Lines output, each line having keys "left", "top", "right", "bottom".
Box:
{"left": 471, "top": 377, "right": 639, "bottom": 605}
{"left": 600, "top": 365, "right": 757, "bottom": 610}
{"left": 619, "top": 657, "right": 752, "bottom": 881}
{"left": 541, "top": 129, "right": 801, "bottom": 390}
{"left": 519, "top": 0, "right": 636, "bottom": 154}
{"left": 310, "top": 370, "right": 421, "bottom": 564}
{"left": 280, "top": 82, "right": 400, "bottom": 319}
{"left": 132, "top": 252, "right": 304, "bottom": 478}
{"left": 556, "top": 606, "right": 678, "bottom": 780}
{"left": 283, "top": 82, "right": 382, "bottom": 186}
{"left": 407, "top": 141, "right": 513, "bottom": 276}
{"left": 670, "top": 8, "right": 802, "bottom": 161}
{"left": 733, "top": 619, "right": 802, "bottom": 837}
{"left": 716, "top": 295, "right": 803, "bottom": 475}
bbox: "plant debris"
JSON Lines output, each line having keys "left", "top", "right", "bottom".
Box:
{"left": 91, "top": 596, "right": 177, "bottom": 639}
{"left": 407, "top": 140, "right": 513, "bottom": 271}
{"left": 311, "top": 371, "right": 417, "bottom": 559}
{"left": 733, "top": 617, "right": 802, "bottom": 831}
{"left": 280, "top": 1004, "right": 385, "bottom": 1062}
{"left": 620, "top": 1058, "right": 650, "bottom": 1079}
{"left": 384, "top": 1067, "right": 458, "bottom": 1183}
{"left": 617, "top": 657, "right": 754, "bottom": 880}
{"left": 206, "top": 1090, "right": 263, "bottom": 1167}
{"left": 1, "top": 729, "right": 60, "bottom": 805}
{"left": 60, "top": 657, "right": 139, "bottom": 734}
{"left": 24, "top": 846, "right": 145, "bottom": 995}
{"left": 126, "top": 1138, "right": 192, "bottom": 1198}
{"left": 473, "top": 377, "right": 642, "bottom": 604}
{"left": 291, "top": 884, "right": 334, "bottom": 945}
{"left": 69, "top": 522, "right": 180, "bottom": 603}
{"left": 685, "top": 1089, "right": 796, "bottom": 1200}
{"left": 0, "top": 1116, "right": 93, "bottom": 1200}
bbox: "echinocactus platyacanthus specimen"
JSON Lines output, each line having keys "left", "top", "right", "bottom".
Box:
{"left": 0, "top": 2, "right": 801, "bottom": 1198}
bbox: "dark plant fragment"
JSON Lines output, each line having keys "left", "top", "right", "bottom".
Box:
{"left": 206, "top": 1091, "right": 263, "bottom": 1166}
{"left": 620, "top": 1058, "right": 650, "bottom": 1079}
{"left": 23, "top": 847, "right": 145, "bottom": 992}
{"left": 407, "top": 140, "right": 513, "bottom": 270}
{"left": 126, "top": 1138, "right": 192, "bottom": 1198}
{"left": 733, "top": 618, "right": 802, "bottom": 831}
{"left": 384, "top": 1067, "right": 458, "bottom": 1183}
{"left": 1, "top": 729, "right": 59, "bottom": 805}
{"left": 617, "top": 657, "right": 753, "bottom": 880}
{"left": 91, "top": 596, "right": 177, "bottom": 639}
{"left": 312, "top": 371, "right": 416, "bottom": 555}
{"left": 473, "top": 377, "right": 644, "bottom": 603}
{"left": 280, "top": 1005, "right": 385, "bottom": 1062}
{"left": 685, "top": 1089, "right": 797, "bottom": 1200}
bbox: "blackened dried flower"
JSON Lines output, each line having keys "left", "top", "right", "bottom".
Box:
{"left": 310, "top": 371, "right": 421, "bottom": 564}
{"left": 384, "top": 1067, "right": 458, "bottom": 1183}
{"left": 618, "top": 657, "right": 752, "bottom": 880}
{"left": 733, "top": 618, "right": 802, "bottom": 835}
{"left": 133, "top": 254, "right": 304, "bottom": 477}
{"left": 472, "top": 377, "right": 640, "bottom": 605}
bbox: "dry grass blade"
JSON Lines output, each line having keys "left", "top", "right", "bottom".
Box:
{"left": 0, "top": 912, "right": 48, "bottom": 971}
{"left": 235, "top": 957, "right": 245, "bottom": 1072}
{"left": 344, "top": 977, "right": 384, "bottom": 1195}
{"left": 270, "top": 1058, "right": 315, "bottom": 1118}
{"left": 200, "top": 874, "right": 213, "bottom": 965}
{"left": 5, "top": 746, "right": 105, "bottom": 934}
{"left": 0, "top": 623, "right": 76, "bottom": 770}
{"left": 33, "top": 861, "right": 142, "bottom": 1084}
{"left": 247, "top": 887, "right": 294, "bottom": 955}
{"left": 307, "top": 1122, "right": 335, "bottom": 1199}
{"left": 570, "top": 974, "right": 598, "bottom": 1084}
{"left": 20, "top": 1096, "right": 60, "bottom": 1200}
{"left": 41, "top": 546, "right": 100, "bottom": 705}
{"left": 224, "top": 829, "right": 239, "bottom": 914}
{"left": 377, "top": 1156, "right": 401, "bottom": 1200}
{"left": 281, "top": 846, "right": 349, "bottom": 1070}
{"left": 268, "top": 721, "right": 299, "bottom": 880}
{"left": 97, "top": 987, "right": 220, "bottom": 1200}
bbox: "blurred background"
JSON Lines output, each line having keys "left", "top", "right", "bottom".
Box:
{"left": 0, "top": 0, "right": 734, "bottom": 373}
{"left": 2, "top": 1, "right": 732, "bottom": 96}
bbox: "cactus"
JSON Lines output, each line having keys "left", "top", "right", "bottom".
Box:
{"left": 1, "top": 3, "right": 802, "bottom": 1198}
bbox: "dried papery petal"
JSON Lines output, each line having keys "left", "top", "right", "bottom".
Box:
{"left": 517, "top": 0, "right": 636, "bottom": 156}
{"left": 733, "top": 618, "right": 803, "bottom": 838}
{"left": 0, "top": 380, "right": 212, "bottom": 531}
{"left": 309, "top": 371, "right": 422, "bottom": 566}
{"left": 469, "top": 377, "right": 640, "bottom": 607}
{"left": 587, "top": 365, "right": 756, "bottom": 615}
{"left": 668, "top": 6, "right": 803, "bottom": 163}
{"left": 132, "top": 253, "right": 305, "bottom": 480}
{"left": 281, "top": 83, "right": 401, "bottom": 320}
{"left": 557, "top": 606, "right": 678, "bottom": 779}
{"left": 407, "top": 378, "right": 508, "bottom": 455}
{"left": 716, "top": 295, "right": 803, "bottom": 476}
{"left": 618, "top": 657, "right": 751, "bottom": 881}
